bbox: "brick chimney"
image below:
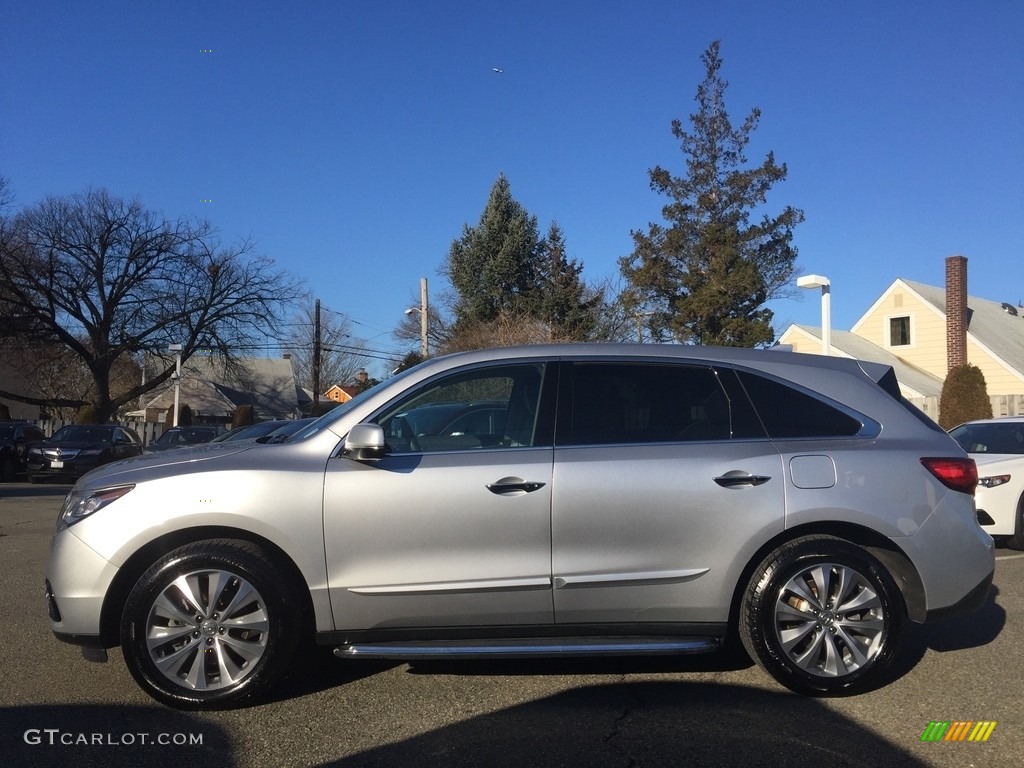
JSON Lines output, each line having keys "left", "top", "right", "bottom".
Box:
{"left": 945, "top": 255, "right": 968, "bottom": 371}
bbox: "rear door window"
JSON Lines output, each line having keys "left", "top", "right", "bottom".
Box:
{"left": 558, "top": 362, "right": 766, "bottom": 446}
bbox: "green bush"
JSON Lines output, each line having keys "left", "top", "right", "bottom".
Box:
{"left": 939, "top": 364, "right": 993, "bottom": 429}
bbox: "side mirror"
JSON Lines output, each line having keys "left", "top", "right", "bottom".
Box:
{"left": 343, "top": 423, "right": 387, "bottom": 462}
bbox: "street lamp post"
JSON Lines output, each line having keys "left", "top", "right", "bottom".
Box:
{"left": 168, "top": 344, "right": 183, "bottom": 426}
{"left": 797, "top": 275, "right": 831, "bottom": 356}
{"left": 404, "top": 277, "right": 429, "bottom": 358}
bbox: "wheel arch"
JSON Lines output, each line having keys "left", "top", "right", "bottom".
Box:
{"left": 99, "top": 526, "right": 316, "bottom": 647}
{"left": 728, "top": 522, "right": 927, "bottom": 634}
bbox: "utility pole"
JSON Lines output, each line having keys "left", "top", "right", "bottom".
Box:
{"left": 420, "top": 277, "right": 429, "bottom": 358}
{"left": 313, "top": 299, "right": 322, "bottom": 414}
{"left": 168, "top": 344, "right": 183, "bottom": 427}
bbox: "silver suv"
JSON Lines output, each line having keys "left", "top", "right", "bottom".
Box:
{"left": 46, "top": 344, "right": 993, "bottom": 709}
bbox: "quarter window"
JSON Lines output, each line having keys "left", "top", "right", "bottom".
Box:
{"left": 735, "top": 370, "right": 863, "bottom": 438}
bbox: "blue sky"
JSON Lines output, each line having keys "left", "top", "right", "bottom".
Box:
{"left": 3, "top": 1, "right": 1022, "bottom": 373}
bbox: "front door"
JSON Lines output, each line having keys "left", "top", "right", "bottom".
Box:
{"left": 323, "top": 362, "right": 555, "bottom": 631}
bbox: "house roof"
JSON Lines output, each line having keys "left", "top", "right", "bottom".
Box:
{"left": 143, "top": 356, "right": 300, "bottom": 420}
{"left": 783, "top": 325, "right": 944, "bottom": 398}
{"left": 901, "top": 279, "right": 1024, "bottom": 378}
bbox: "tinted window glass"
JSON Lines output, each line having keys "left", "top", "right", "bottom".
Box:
{"left": 560, "top": 362, "right": 763, "bottom": 446}
{"left": 736, "top": 370, "right": 863, "bottom": 438}
{"left": 377, "top": 364, "right": 545, "bottom": 453}
{"left": 949, "top": 422, "right": 1024, "bottom": 454}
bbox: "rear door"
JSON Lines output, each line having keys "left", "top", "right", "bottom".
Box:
{"left": 550, "top": 361, "right": 786, "bottom": 625}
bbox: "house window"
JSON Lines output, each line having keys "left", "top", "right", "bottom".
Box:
{"left": 889, "top": 316, "right": 911, "bottom": 346}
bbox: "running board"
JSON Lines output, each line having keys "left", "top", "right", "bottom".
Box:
{"left": 334, "top": 636, "right": 719, "bottom": 660}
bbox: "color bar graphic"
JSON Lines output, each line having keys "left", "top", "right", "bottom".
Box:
{"left": 921, "top": 721, "right": 996, "bottom": 742}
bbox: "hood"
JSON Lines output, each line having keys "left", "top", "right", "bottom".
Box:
{"left": 969, "top": 453, "right": 1022, "bottom": 472}
{"left": 40, "top": 439, "right": 112, "bottom": 450}
{"left": 75, "top": 441, "right": 256, "bottom": 487}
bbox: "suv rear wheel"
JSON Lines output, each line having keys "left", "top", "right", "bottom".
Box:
{"left": 120, "top": 539, "right": 299, "bottom": 709}
{"left": 740, "top": 535, "right": 905, "bottom": 696}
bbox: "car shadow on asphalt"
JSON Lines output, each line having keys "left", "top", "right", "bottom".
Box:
{"left": 264, "top": 646, "right": 400, "bottom": 706}
{"left": 325, "top": 680, "right": 933, "bottom": 768}
{"left": 884, "top": 583, "right": 1004, "bottom": 687}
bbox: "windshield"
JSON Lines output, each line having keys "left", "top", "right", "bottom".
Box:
{"left": 286, "top": 368, "right": 419, "bottom": 443}
{"left": 949, "top": 422, "right": 1024, "bottom": 454}
{"left": 0, "top": 426, "right": 14, "bottom": 439}
{"left": 51, "top": 425, "right": 110, "bottom": 443}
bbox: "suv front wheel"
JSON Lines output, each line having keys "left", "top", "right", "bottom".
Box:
{"left": 740, "top": 535, "right": 905, "bottom": 696}
{"left": 120, "top": 539, "right": 299, "bottom": 710}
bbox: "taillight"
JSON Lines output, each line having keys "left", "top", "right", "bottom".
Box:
{"left": 921, "top": 457, "right": 978, "bottom": 495}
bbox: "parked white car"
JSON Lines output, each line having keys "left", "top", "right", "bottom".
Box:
{"left": 949, "top": 416, "right": 1024, "bottom": 548}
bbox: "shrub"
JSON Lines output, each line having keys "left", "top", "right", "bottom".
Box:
{"left": 939, "top": 364, "right": 992, "bottom": 429}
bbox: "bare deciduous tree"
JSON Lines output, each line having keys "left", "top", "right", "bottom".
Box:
{"left": 0, "top": 187, "right": 306, "bottom": 422}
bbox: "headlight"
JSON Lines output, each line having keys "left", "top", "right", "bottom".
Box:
{"left": 978, "top": 474, "right": 1010, "bottom": 489}
{"left": 58, "top": 485, "right": 135, "bottom": 528}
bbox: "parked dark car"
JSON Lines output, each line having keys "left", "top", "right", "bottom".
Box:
{"left": 27, "top": 424, "right": 143, "bottom": 483}
{"left": 0, "top": 421, "right": 47, "bottom": 481}
{"left": 261, "top": 417, "right": 320, "bottom": 444}
{"left": 145, "top": 425, "right": 222, "bottom": 452}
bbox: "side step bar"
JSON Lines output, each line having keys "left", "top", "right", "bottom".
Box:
{"left": 335, "top": 636, "right": 719, "bottom": 660}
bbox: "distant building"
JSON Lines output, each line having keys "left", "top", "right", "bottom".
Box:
{"left": 325, "top": 384, "right": 357, "bottom": 404}
{"left": 138, "top": 355, "right": 301, "bottom": 424}
{"left": 779, "top": 255, "right": 1024, "bottom": 420}
{"left": 325, "top": 370, "right": 370, "bottom": 404}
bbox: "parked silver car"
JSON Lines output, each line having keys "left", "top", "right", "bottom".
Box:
{"left": 45, "top": 344, "right": 993, "bottom": 709}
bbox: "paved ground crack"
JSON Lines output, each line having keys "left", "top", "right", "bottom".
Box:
{"left": 602, "top": 676, "right": 643, "bottom": 767}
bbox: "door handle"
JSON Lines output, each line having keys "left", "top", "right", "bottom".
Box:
{"left": 713, "top": 472, "right": 771, "bottom": 488}
{"left": 486, "top": 480, "right": 546, "bottom": 495}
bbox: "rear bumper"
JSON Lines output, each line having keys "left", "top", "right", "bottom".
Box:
{"left": 897, "top": 490, "right": 995, "bottom": 621}
{"left": 923, "top": 568, "right": 994, "bottom": 623}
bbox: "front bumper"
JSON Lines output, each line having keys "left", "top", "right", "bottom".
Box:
{"left": 28, "top": 459, "right": 97, "bottom": 480}
{"left": 45, "top": 526, "right": 120, "bottom": 645}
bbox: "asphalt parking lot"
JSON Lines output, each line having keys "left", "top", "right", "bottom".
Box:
{"left": 2, "top": 482, "right": 1022, "bottom": 768}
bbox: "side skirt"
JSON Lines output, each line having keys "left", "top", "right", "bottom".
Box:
{"left": 334, "top": 635, "right": 720, "bottom": 660}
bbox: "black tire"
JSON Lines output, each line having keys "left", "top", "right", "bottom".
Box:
{"left": 26, "top": 473, "right": 41, "bottom": 484}
{"left": 739, "top": 535, "right": 905, "bottom": 696}
{"left": 120, "top": 539, "right": 300, "bottom": 710}
{"left": 1008, "top": 495, "right": 1024, "bottom": 551}
{"left": 0, "top": 455, "right": 16, "bottom": 483}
